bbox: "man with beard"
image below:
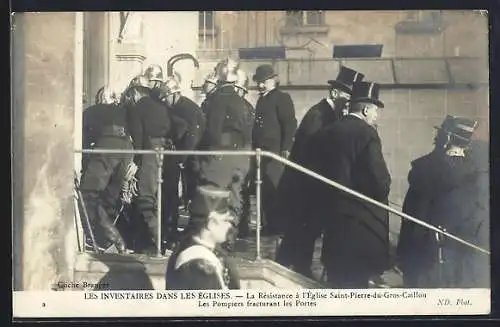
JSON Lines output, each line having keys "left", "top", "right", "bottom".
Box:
{"left": 79, "top": 86, "right": 134, "bottom": 254}
{"left": 275, "top": 66, "right": 365, "bottom": 277}
{"left": 397, "top": 116, "right": 487, "bottom": 288}
{"left": 251, "top": 64, "right": 297, "bottom": 236}
{"left": 165, "top": 185, "right": 240, "bottom": 290}
{"left": 306, "top": 81, "right": 391, "bottom": 288}
{"left": 197, "top": 58, "right": 252, "bottom": 252}
{"left": 125, "top": 75, "right": 171, "bottom": 253}
{"left": 157, "top": 76, "right": 206, "bottom": 250}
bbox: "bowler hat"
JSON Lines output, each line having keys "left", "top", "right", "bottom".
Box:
{"left": 189, "top": 185, "right": 232, "bottom": 219}
{"left": 328, "top": 66, "right": 365, "bottom": 94}
{"left": 252, "top": 64, "right": 278, "bottom": 83}
{"left": 350, "top": 81, "right": 384, "bottom": 108}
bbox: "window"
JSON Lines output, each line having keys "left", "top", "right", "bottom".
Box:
{"left": 395, "top": 10, "right": 444, "bottom": 34}
{"left": 286, "top": 11, "right": 325, "bottom": 26}
{"left": 199, "top": 11, "right": 215, "bottom": 31}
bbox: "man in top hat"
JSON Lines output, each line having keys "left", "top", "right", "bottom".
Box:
{"left": 165, "top": 185, "right": 241, "bottom": 290}
{"left": 275, "top": 66, "right": 365, "bottom": 275}
{"left": 397, "top": 115, "right": 487, "bottom": 288}
{"left": 305, "top": 81, "right": 391, "bottom": 288}
{"left": 157, "top": 77, "right": 206, "bottom": 250}
{"left": 251, "top": 64, "right": 297, "bottom": 235}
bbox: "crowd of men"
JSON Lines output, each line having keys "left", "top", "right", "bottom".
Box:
{"left": 79, "top": 58, "right": 489, "bottom": 290}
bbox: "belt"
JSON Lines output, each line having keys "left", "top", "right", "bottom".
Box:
{"left": 101, "top": 125, "right": 127, "bottom": 137}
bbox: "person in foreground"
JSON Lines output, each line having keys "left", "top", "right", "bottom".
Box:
{"left": 165, "top": 185, "right": 241, "bottom": 290}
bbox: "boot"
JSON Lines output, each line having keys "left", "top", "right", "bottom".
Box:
{"left": 98, "top": 211, "right": 127, "bottom": 254}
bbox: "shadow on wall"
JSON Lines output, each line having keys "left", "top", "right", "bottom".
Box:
{"left": 91, "top": 254, "right": 155, "bottom": 291}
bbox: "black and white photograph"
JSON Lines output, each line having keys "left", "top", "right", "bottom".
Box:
{"left": 12, "top": 10, "right": 491, "bottom": 317}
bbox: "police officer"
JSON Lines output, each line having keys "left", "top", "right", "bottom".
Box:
{"left": 165, "top": 185, "right": 241, "bottom": 289}
{"left": 397, "top": 116, "right": 485, "bottom": 288}
{"left": 251, "top": 64, "right": 297, "bottom": 235}
{"left": 125, "top": 75, "right": 171, "bottom": 252}
{"left": 79, "top": 86, "right": 134, "bottom": 254}
{"left": 306, "top": 81, "right": 391, "bottom": 288}
{"left": 157, "top": 77, "right": 206, "bottom": 249}
{"left": 276, "top": 66, "right": 365, "bottom": 277}
{"left": 197, "top": 59, "right": 252, "bottom": 252}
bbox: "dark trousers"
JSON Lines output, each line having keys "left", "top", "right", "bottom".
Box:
{"left": 79, "top": 136, "right": 133, "bottom": 249}
{"left": 325, "top": 268, "right": 371, "bottom": 289}
{"left": 183, "top": 155, "right": 201, "bottom": 204}
{"left": 161, "top": 156, "right": 182, "bottom": 243}
{"left": 133, "top": 137, "right": 166, "bottom": 245}
{"left": 198, "top": 153, "right": 250, "bottom": 251}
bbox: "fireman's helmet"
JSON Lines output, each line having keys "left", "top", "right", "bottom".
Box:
{"left": 234, "top": 69, "right": 249, "bottom": 92}
{"left": 95, "top": 85, "right": 119, "bottom": 105}
{"left": 159, "top": 76, "right": 182, "bottom": 98}
{"left": 128, "top": 75, "right": 150, "bottom": 89}
{"left": 144, "top": 64, "right": 164, "bottom": 82}
{"left": 204, "top": 71, "right": 219, "bottom": 86}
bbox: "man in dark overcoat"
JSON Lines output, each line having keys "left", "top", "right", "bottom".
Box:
{"left": 398, "top": 116, "right": 488, "bottom": 288}
{"left": 275, "top": 66, "right": 365, "bottom": 276}
{"left": 306, "top": 81, "right": 391, "bottom": 288}
{"left": 251, "top": 64, "right": 297, "bottom": 235}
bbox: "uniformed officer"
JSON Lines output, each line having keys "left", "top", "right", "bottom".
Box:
{"left": 397, "top": 116, "right": 486, "bottom": 288}
{"left": 306, "top": 81, "right": 391, "bottom": 288}
{"left": 125, "top": 75, "right": 171, "bottom": 252}
{"left": 157, "top": 77, "right": 207, "bottom": 249}
{"left": 79, "top": 86, "right": 134, "bottom": 254}
{"left": 275, "top": 66, "right": 365, "bottom": 277}
{"left": 165, "top": 185, "right": 241, "bottom": 290}
{"left": 251, "top": 64, "right": 297, "bottom": 235}
{"left": 197, "top": 60, "right": 253, "bottom": 252}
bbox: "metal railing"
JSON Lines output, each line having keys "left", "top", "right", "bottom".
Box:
{"left": 74, "top": 148, "right": 491, "bottom": 260}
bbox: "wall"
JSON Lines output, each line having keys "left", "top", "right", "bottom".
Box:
{"left": 12, "top": 12, "right": 78, "bottom": 290}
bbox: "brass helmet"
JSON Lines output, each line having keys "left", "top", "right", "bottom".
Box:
{"left": 159, "top": 75, "right": 182, "bottom": 98}
{"left": 95, "top": 85, "right": 118, "bottom": 105}
{"left": 204, "top": 71, "right": 219, "bottom": 86}
{"left": 234, "top": 69, "right": 249, "bottom": 92}
{"left": 144, "top": 64, "right": 164, "bottom": 82}
{"left": 215, "top": 57, "right": 239, "bottom": 81}
{"left": 128, "top": 75, "right": 150, "bottom": 89}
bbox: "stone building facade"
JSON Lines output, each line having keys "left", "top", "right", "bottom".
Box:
{"left": 12, "top": 11, "right": 489, "bottom": 291}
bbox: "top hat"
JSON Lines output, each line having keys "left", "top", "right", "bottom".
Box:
{"left": 189, "top": 185, "right": 232, "bottom": 219}
{"left": 350, "top": 81, "right": 384, "bottom": 108}
{"left": 435, "top": 115, "right": 478, "bottom": 143}
{"left": 328, "top": 66, "right": 365, "bottom": 94}
{"left": 252, "top": 64, "right": 278, "bottom": 83}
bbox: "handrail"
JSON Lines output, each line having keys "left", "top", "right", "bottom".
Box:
{"left": 74, "top": 148, "right": 490, "bottom": 256}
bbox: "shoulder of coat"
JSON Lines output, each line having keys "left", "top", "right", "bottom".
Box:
{"left": 188, "top": 259, "right": 217, "bottom": 275}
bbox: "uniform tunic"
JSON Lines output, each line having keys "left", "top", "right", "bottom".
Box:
{"left": 165, "top": 238, "right": 241, "bottom": 290}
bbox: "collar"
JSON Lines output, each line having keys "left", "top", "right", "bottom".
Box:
{"left": 348, "top": 112, "right": 365, "bottom": 121}
{"left": 446, "top": 146, "right": 466, "bottom": 157}
{"left": 192, "top": 236, "right": 216, "bottom": 251}
{"left": 260, "top": 87, "right": 276, "bottom": 97}
{"left": 326, "top": 97, "right": 335, "bottom": 110}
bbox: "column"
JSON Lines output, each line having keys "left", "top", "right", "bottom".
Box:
{"left": 12, "top": 12, "right": 78, "bottom": 290}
